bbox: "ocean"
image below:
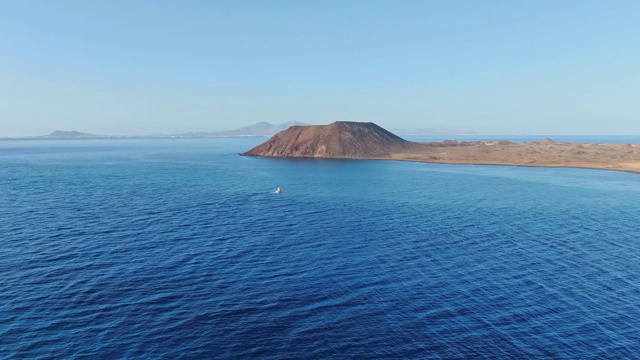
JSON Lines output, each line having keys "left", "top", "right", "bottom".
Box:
{"left": 2, "top": 137, "right": 640, "bottom": 358}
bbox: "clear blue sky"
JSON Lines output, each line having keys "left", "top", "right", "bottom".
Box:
{"left": 1, "top": 0, "right": 639, "bottom": 136}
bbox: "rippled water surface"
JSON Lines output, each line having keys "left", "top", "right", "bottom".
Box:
{"left": 2, "top": 138, "right": 640, "bottom": 358}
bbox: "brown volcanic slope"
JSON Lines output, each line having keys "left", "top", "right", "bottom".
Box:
{"left": 242, "top": 122, "right": 414, "bottom": 158}
{"left": 241, "top": 121, "right": 640, "bottom": 174}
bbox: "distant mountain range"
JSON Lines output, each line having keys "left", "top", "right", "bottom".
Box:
{"left": 390, "top": 126, "right": 461, "bottom": 136}
{"left": 2, "top": 122, "right": 468, "bottom": 139}
{"left": 5, "top": 121, "right": 309, "bottom": 139}
{"left": 177, "top": 121, "right": 308, "bottom": 137}
{"left": 42, "top": 131, "right": 100, "bottom": 138}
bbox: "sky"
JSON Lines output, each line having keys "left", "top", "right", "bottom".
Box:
{"left": 0, "top": 0, "right": 639, "bottom": 136}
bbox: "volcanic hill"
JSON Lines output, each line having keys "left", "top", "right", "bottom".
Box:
{"left": 241, "top": 121, "right": 640, "bottom": 174}
{"left": 242, "top": 122, "right": 414, "bottom": 158}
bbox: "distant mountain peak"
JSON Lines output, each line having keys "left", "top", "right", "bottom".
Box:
{"left": 26, "top": 122, "right": 310, "bottom": 139}
{"left": 204, "top": 121, "right": 309, "bottom": 137}
{"left": 44, "top": 131, "right": 96, "bottom": 138}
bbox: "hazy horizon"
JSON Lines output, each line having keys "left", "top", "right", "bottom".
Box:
{"left": 1, "top": 1, "right": 639, "bottom": 137}
{"left": 7, "top": 122, "right": 640, "bottom": 138}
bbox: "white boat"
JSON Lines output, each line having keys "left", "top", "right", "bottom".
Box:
{"left": 274, "top": 187, "right": 282, "bottom": 194}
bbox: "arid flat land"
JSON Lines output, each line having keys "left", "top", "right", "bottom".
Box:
{"left": 390, "top": 140, "right": 640, "bottom": 174}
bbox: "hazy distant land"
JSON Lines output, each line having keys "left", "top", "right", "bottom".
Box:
{"left": 0, "top": 121, "right": 308, "bottom": 139}
{"left": 242, "top": 122, "right": 640, "bottom": 174}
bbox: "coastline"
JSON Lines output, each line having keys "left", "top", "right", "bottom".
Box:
{"left": 245, "top": 153, "right": 640, "bottom": 175}
{"left": 244, "top": 139, "right": 640, "bottom": 175}
{"left": 394, "top": 158, "right": 640, "bottom": 175}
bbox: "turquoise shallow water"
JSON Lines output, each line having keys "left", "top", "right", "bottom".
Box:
{"left": 1, "top": 138, "right": 640, "bottom": 358}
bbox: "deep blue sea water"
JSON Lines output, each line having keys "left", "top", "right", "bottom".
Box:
{"left": 2, "top": 138, "right": 640, "bottom": 359}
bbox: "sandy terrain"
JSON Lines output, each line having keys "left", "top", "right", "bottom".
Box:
{"left": 391, "top": 140, "right": 640, "bottom": 174}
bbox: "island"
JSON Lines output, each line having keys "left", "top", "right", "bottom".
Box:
{"left": 241, "top": 121, "right": 640, "bottom": 174}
